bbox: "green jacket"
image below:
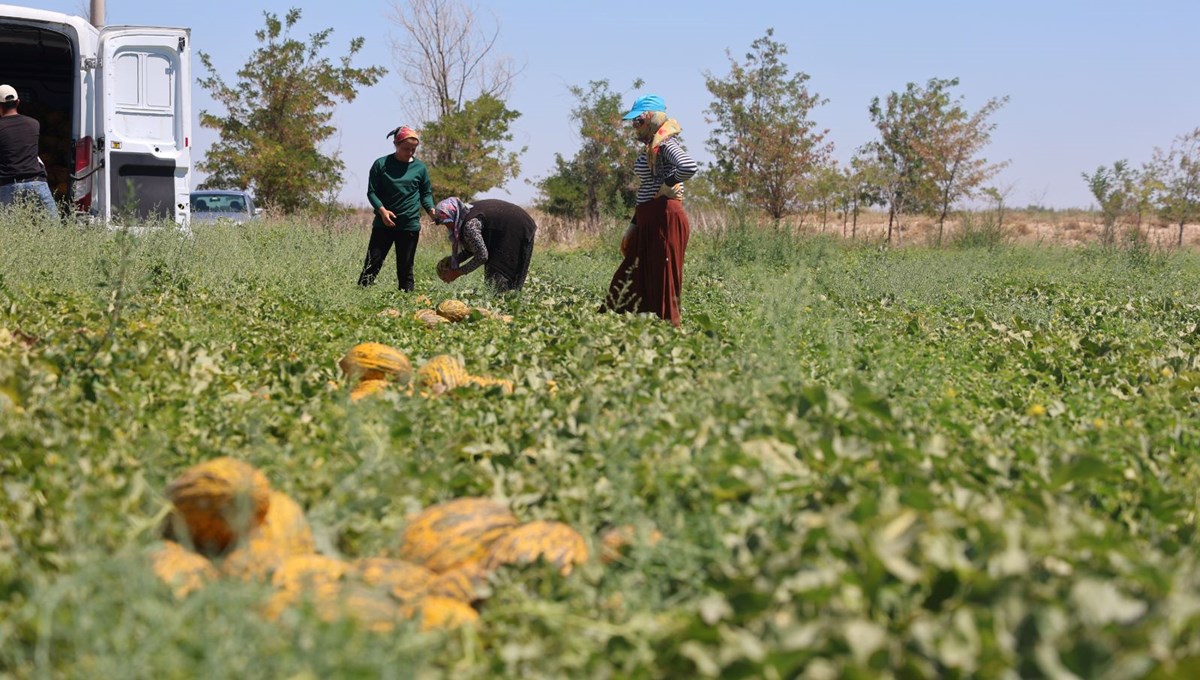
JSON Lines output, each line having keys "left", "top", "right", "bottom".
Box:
{"left": 366, "top": 155, "right": 434, "bottom": 231}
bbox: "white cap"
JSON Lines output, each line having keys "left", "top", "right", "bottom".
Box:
{"left": 0, "top": 85, "right": 17, "bottom": 103}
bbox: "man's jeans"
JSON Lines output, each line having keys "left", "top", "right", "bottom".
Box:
{"left": 0, "top": 180, "right": 58, "bottom": 219}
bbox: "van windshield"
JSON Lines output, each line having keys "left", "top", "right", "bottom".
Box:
{"left": 191, "top": 194, "right": 248, "bottom": 213}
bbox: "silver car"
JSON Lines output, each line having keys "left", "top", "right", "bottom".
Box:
{"left": 189, "top": 189, "right": 260, "bottom": 225}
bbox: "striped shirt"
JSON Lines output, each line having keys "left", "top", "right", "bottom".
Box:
{"left": 634, "top": 137, "right": 698, "bottom": 204}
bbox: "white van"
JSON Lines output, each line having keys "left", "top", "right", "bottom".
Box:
{"left": 0, "top": 4, "right": 191, "bottom": 224}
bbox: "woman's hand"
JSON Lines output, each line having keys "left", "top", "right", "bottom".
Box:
{"left": 378, "top": 207, "right": 397, "bottom": 227}
{"left": 657, "top": 182, "right": 684, "bottom": 200}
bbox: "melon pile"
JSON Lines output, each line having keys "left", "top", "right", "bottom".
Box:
{"left": 413, "top": 299, "right": 513, "bottom": 329}
{"left": 338, "top": 342, "right": 514, "bottom": 401}
{"left": 153, "top": 459, "right": 615, "bottom": 634}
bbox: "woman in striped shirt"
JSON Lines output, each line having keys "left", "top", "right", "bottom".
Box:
{"left": 602, "top": 94, "right": 698, "bottom": 327}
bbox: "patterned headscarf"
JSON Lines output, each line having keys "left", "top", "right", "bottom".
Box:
{"left": 433, "top": 197, "right": 474, "bottom": 267}
{"left": 637, "top": 111, "right": 682, "bottom": 174}
{"left": 386, "top": 125, "right": 419, "bottom": 142}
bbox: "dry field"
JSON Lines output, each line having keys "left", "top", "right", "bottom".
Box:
{"left": 309, "top": 205, "right": 1200, "bottom": 250}
{"left": 833, "top": 211, "right": 1200, "bottom": 248}
{"left": 685, "top": 209, "right": 1200, "bottom": 249}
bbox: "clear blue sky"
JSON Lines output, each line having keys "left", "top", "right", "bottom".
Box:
{"left": 14, "top": 0, "right": 1200, "bottom": 210}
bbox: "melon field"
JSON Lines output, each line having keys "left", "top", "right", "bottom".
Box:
{"left": 2, "top": 214, "right": 1200, "bottom": 678}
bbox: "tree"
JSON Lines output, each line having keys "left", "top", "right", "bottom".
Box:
{"left": 809, "top": 162, "right": 843, "bottom": 234}
{"left": 846, "top": 149, "right": 889, "bottom": 240}
{"left": 390, "top": 0, "right": 523, "bottom": 199}
{"left": 912, "top": 84, "right": 1008, "bottom": 246}
{"left": 868, "top": 82, "right": 938, "bottom": 245}
{"left": 1147, "top": 128, "right": 1200, "bottom": 247}
{"left": 197, "top": 9, "right": 385, "bottom": 213}
{"left": 704, "top": 29, "right": 832, "bottom": 222}
{"left": 1082, "top": 160, "right": 1140, "bottom": 246}
{"left": 534, "top": 79, "right": 641, "bottom": 225}
{"left": 421, "top": 94, "right": 521, "bottom": 201}
{"left": 868, "top": 77, "right": 1006, "bottom": 246}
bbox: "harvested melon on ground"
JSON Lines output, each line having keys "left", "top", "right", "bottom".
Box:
{"left": 463, "top": 375, "right": 515, "bottom": 395}
{"left": 272, "top": 554, "right": 350, "bottom": 593}
{"left": 258, "top": 491, "right": 314, "bottom": 555}
{"left": 414, "top": 308, "right": 449, "bottom": 329}
{"left": 484, "top": 520, "right": 590, "bottom": 576}
{"left": 599, "top": 524, "right": 665, "bottom": 564}
{"left": 263, "top": 554, "right": 351, "bottom": 620}
{"left": 472, "top": 307, "right": 513, "bottom": 322}
{"left": 398, "top": 497, "right": 518, "bottom": 573}
{"left": 435, "top": 299, "right": 471, "bottom": 322}
{"left": 221, "top": 537, "right": 285, "bottom": 582}
{"left": 407, "top": 595, "right": 480, "bottom": 631}
{"left": 428, "top": 564, "right": 486, "bottom": 603}
{"left": 322, "top": 583, "right": 406, "bottom": 633}
{"left": 415, "top": 354, "right": 471, "bottom": 395}
{"left": 353, "top": 557, "right": 435, "bottom": 602}
{"left": 222, "top": 491, "right": 314, "bottom": 581}
{"left": 338, "top": 342, "right": 412, "bottom": 384}
{"left": 150, "top": 540, "right": 217, "bottom": 598}
{"left": 165, "top": 457, "right": 271, "bottom": 555}
{"left": 350, "top": 378, "right": 389, "bottom": 402}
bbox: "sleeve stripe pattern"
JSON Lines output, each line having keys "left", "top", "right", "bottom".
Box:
{"left": 634, "top": 138, "right": 698, "bottom": 205}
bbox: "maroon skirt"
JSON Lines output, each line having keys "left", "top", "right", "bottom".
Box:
{"left": 603, "top": 197, "right": 690, "bottom": 326}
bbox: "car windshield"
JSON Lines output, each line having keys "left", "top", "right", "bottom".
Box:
{"left": 191, "top": 194, "right": 248, "bottom": 213}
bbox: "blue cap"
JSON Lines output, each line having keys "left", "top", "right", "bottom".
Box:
{"left": 621, "top": 94, "right": 666, "bottom": 120}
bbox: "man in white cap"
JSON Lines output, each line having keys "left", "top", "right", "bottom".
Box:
{"left": 0, "top": 84, "right": 58, "bottom": 218}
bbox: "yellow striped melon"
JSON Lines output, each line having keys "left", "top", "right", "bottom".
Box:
{"left": 327, "top": 583, "right": 405, "bottom": 633}
{"left": 398, "top": 497, "right": 518, "bottom": 573}
{"left": 427, "top": 564, "right": 485, "bottom": 603}
{"left": 353, "top": 557, "right": 435, "bottom": 602}
{"left": 338, "top": 342, "right": 412, "bottom": 383}
{"left": 599, "top": 524, "right": 664, "bottom": 564}
{"left": 414, "top": 308, "right": 449, "bottom": 329}
{"left": 165, "top": 457, "right": 271, "bottom": 555}
{"left": 472, "top": 307, "right": 513, "bottom": 322}
{"left": 415, "top": 355, "right": 471, "bottom": 394}
{"left": 220, "top": 537, "right": 285, "bottom": 582}
{"left": 435, "top": 299, "right": 471, "bottom": 322}
{"left": 463, "top": 375, "right": 515, "bottom": 395}
{"left": 411, "top": 595, "right": 479, "bottom": 631}
{"left": 271, "top": 554, "right": 350, "bottom": 593}
{"left": 350, "top": 378, "right": 389, "bottom": 402}
{"left": 150, "top": 540, "right": 217, "bottom": 598}
{"left": 221, "top": 490, "right": 314, "bottom": 581}
{"left": 484, "top": 520, "right": 590, "bottom": 576}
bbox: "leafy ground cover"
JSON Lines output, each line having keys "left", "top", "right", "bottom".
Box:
{"left": 1, "top": 214, "right": 1199, "bottom": 678}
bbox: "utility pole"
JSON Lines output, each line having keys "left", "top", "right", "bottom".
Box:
{"left": 90, "top": 0, "right": 105, "bottom": 27}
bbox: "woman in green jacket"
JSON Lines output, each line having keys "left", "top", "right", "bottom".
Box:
{"left": 357, "top": 125, "right": 436, "bottom": 291}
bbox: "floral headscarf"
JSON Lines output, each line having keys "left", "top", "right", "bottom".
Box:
{"left": 636, "top": 111, "right": 683, "bottom": 174}
{"left": 433, "top": 197, "right": 474, "bottom": 267}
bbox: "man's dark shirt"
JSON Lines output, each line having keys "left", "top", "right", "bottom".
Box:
{"left": 0, "top": 114, "right": 46, "bottom": 181}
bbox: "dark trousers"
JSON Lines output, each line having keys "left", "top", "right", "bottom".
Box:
{"left": 358, "top": 227, "right": 420, "bottom": 291}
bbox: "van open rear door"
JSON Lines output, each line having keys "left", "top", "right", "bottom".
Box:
{"left": 97, "top": 26, "right": 191, "bottom": 224}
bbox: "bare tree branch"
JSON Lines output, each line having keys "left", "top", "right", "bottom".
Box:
{"left": 388, "top": 0, "right": 519, "bottom": 124}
